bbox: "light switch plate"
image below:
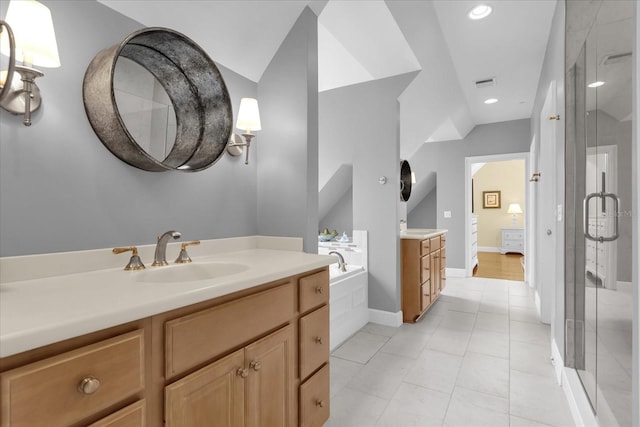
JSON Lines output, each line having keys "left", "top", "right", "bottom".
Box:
{"left": 444, "top": 211, "right": 452, "bottom": 218}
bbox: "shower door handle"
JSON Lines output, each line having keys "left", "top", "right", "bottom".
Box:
{"left": 583, "top": 192, "right": 620, "bottom": 242}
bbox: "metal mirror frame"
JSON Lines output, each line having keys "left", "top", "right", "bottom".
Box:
{"left": 83, "top": 27, "right": 232, "bottom": 172}
{"left": 400, "top": 159, "right": 412, "bottom": 202}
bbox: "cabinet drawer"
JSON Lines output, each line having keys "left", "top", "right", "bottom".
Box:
{"left": 299, "top": 305, "right": 329, "bottom": 380}
{"left": 88, "top": 400, "right": 146, "bottom": 427}
{"left": 440, "top": 234, "right": 446, "bottom": 247}
{"left": 430, "top": 236, "right": 441, "bottom": 251}
{"left": 299, "top": 269, "right": 329, "bottom": 313}
{"left": 420, "top": 239, "right": 430, "bottom": 256}
{"left": 420, "top": 255, "right": 430, "bottom": 283}
{"left": 503, "top": 240, "right": 524, "bottom": 250}
{"left": 165, "top": 282, "right": 294, "bottom": 378}
{"left": 420, "top": 282, "right": 431, "bottom": 311}
{"left": 504, "top": 231, "right": 524, "bottom": 240}
{"left": 0, "top": 330, "right": 144, "bottom": 427}
{"left": 300, "top": 364, "right": 329, "bottom": 427}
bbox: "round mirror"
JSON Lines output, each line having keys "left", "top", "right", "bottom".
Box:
{"left": 400, "top": 160, "right": 412, "bottom": 202}
{"left": 83, "top": 28, "right": 232, "bottom": 172}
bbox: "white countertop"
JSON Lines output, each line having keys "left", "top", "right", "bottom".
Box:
{"left": 0, "top": 237, "right": 334, "bottom": 358}
{"left": 400, "top": 228, "right": 448, "bottom": 240}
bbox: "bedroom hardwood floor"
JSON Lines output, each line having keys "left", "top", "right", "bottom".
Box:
{"left": 473, "top": 251, "right": 524, "bottom": 281}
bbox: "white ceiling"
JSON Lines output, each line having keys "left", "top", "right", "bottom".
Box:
{"left": 432, "top": 0, "right": 557, "bottom": 125}
{"left": 98, "top": 0, "right": 558, "bottom": 130}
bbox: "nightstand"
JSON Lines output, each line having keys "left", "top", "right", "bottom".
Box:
{"left": 501, "top": 227, "right": 524, "bottom": 255}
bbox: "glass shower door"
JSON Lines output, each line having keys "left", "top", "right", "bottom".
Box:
{"left": 566, "top": 1, "right": 634, "bottom": 425}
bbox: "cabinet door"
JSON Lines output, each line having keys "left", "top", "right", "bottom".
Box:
{"left": 165, "top": 349, "right": 245, "bottom": 427}
{"left": 245, "top": 325, "right": 295, "bottom": 427}
{"left": 430, "top": 249, "right": 441, "bottom": 298}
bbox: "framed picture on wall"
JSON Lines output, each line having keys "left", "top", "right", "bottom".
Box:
{"left": 482, "top": 190, "right": 501, "bottom": 209}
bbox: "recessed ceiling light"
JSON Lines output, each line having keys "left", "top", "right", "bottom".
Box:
{"left": 484, "top": 98, "right": 498, "bottom": 104}
{"left": 468, "top": 4, "right": 492, "bottom": 20}
{"left": 588, "top": 81, "right": 605, "bottom": 88}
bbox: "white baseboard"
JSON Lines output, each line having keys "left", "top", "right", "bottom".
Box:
{"left": 617, "top": 281, "right": 632, "bottom": 293}
{"left": 562, "top": 368, "right": 598, "bottom": 427}
{"left": 368, "top": 308, "right": 403, "bottom": 327}
{"left": 446, "top": 268, "right": 466, "bottom": 277}
{"left": 551, "top": 338, "right": 563, "bottom": 385}
{"left": 478, "top": 246, "right": 501, "bottom": 253}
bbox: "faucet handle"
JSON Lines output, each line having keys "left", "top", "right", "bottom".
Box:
{"left": 174, "top": 241, "right": 201, "bottom": 264}
{"left": 113, "top": 246, "right": 146, "bottom": 271}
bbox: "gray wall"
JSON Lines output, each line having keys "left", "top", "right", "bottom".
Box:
{"left": 319, "top": 187, "right": 353, "bottom": 235}
{"left": 532, "top": 0, "right": 565, "bottom": 359}
{"left": 320, "top": 72, "right": 417, "bottom": 313}
{"left": 0, "top": 0, "right": 259, "bottom": 256}
{"left": 410, "top": 119, "right": 531, "bottom": 269}
{"left": 408, "top": 189, "right": 437, "bottom": 229}
{"left": 257, "top": 7, "right": 318, "bottom": 254}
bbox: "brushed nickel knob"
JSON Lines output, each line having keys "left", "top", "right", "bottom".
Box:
{"left": 315, "top": 399, "right": 325, "bottom": 408}
{"left": 237, "top": 368, "right": 249, "bottom": 378}
{"left": 315, "top": 286, "right": 323, "bottom": 294}
{"left": 249, "top": 360, "right": 262, "bottom": 371}
{"left": 315, "top": 336, "right": 323, "bottom": 344}
{"left": 78, "top": 376, "right": 101, "bottom": 395}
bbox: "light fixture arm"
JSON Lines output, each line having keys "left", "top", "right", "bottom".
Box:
{"left": 241, "top": 133, "right": 254, "bottom": 165}
{"left": 0, "top": 20, "right": 16, "bottom": 103}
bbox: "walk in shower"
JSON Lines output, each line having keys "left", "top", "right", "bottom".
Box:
{"left": 565, "top": 1, "right": 635, "bottom": 425}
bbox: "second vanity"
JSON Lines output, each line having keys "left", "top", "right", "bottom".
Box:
{"left": 400, "top": 229, "right": 448, "bottom": 323}
{"left": 0, "top": 236, "right": 334, "bottom": 427}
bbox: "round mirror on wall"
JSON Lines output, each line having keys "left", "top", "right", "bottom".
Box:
{"left": 83, "top": 27, "right": 232, "bottom": 172}
{"left": 400, "top": 160, "right": 412, "bottom": 202}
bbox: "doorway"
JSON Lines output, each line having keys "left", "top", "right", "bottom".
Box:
{"left": 464, "top": 153, "right": 529, "bottom": 280}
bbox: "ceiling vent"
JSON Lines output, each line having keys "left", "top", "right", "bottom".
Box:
{"left": 602, "top": 52, "right": 632, "bottom": 66}
{"left": 475, "top": 77, "right": 496, "bottom": 89}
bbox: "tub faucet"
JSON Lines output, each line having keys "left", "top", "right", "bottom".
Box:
{"left": 152, "top": 230, "right": 181, "bottom": 266}
{"left": 328, "top": 251, "right": 347, "bottom": 272}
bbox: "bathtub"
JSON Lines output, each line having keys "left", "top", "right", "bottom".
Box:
{"left": 329, "top": 264, "right": 368, "bottom": 352}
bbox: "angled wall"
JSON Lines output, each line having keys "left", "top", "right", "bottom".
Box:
{"left": 320, "top": 72, "right": 417, "bottom": 314}
{"left": 257, "top": 7, "right": 319, "bottom": 254}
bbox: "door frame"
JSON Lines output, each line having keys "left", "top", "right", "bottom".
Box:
{"left": 464, "top": 152, "right": 530, "bottom": 277}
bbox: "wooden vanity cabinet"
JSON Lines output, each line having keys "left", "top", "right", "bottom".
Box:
{"left": 401, "top": 233, "right": 447, "bottom": 323}
{"left": 0, "top": 267, "right": 330, "bottom": 427}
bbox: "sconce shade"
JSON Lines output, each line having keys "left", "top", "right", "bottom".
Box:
{"left": 1, "top": 0, "right": 60, "bottom": 68}
{"left": 236, "top": 98, "right": 261, "bottom": 133}
{"left": 411, "top": 171, "right": 416, "bottom": 184}
{"left": 507, "top": 203, "right": 523, "bottom": 214}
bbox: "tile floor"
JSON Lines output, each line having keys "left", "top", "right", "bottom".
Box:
{"left": 327, "top": 276, "right": 575, "bottom": 427}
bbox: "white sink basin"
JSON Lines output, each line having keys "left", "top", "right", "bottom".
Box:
{"left": 134, "top": 262, "right": 249, "bottom": 283}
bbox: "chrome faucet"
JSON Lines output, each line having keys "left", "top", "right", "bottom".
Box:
{"left": 328, "top": 251, "right": 347, "bottom": 272}
{"left": 152, "top": 230, "right": 181, "bottom": 266}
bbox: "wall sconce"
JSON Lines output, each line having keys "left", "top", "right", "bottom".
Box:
{"left": 226, "top": 97, "right": 261, "bottom": 165}
{"left": 507, "top": 203, "right": 523, "bottom": 226}
{"left": 0, "top": 0, "right": 60, "bottom": 126}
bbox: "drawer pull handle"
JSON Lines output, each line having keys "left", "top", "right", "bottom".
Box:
{"left": 314, "top": 336, "right": 323, "bottom": 344}
{"left": 236, "top": 368, "right": 249, "bottom": 379}
{"left": 78, "top": 376, "right": 101, "bottom": 395}
{"left": 249, "top": 360, "right": 262, "bottom": 371}
{"left": 316, "top": 399, "right": 325, "bottom": 408}
{"left": 315, "top": 286, "right": 324, "bottom": 294}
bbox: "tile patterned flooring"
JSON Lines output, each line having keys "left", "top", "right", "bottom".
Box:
{"left": 327, "top": 276, "right": 575, "bottom": 427}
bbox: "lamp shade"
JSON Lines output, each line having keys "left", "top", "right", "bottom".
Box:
{"left": 507, "top": 203, "right": 523, "bottom": 214}
{"left": 0, "top": 0, "right": 60, "bottom": 68}
{"left": 235, "top": 98, "right": 261, "bottom": 133}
